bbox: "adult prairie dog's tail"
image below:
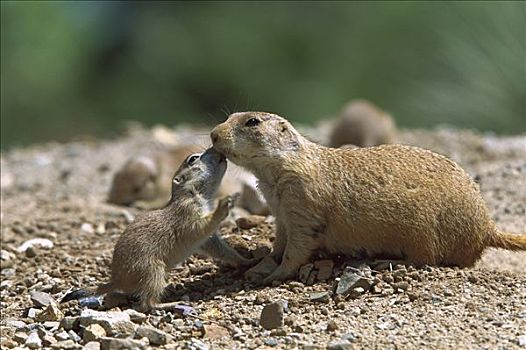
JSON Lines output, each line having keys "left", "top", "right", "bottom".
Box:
{"left": 488, "top": 231, "right": 526, "bottom": 251}
{"left": 60, "top": 282, "right": 114, "bottom": 303}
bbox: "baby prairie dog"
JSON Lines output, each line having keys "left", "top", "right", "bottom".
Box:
{"left": 107, "top": 144, "right": 266, "bottom": 212}
{"left": 329, "top": 99, "right": 396, "bottom": 148}
{"left": 210, "top": 112, "right": 526, "bottom": 284}
{"left": 64, "top": 147, "right": 251, "bottom": 311}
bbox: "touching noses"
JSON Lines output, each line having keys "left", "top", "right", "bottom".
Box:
{"left": 210, "top": 129, "right": 220, "bottom": 144}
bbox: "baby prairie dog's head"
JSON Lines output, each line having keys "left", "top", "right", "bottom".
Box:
{"left": 108, "top": 157, "right": 159, "bottom": 206}
{"left": 170, "top": 147, "right": 227, "bottom": 200}
{"left": 210, "top": 112, "right": 304, "bottom": 169}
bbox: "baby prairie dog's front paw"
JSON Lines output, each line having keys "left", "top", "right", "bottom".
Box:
{"left": 216, "top": 194, "right": 237, "bottom": 220}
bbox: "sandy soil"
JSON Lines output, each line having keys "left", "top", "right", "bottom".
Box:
{"left": 1, "top": 125, "right": 525, "bottom": 349}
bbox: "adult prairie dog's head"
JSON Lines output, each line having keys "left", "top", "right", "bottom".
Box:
{"left": 210, "top": 112, "right": 303, "bottom": 169}
{"left": 171, "top": 147, "right": 227, "bottom": 200}
{"left": 108, "top": 157, "right": 159, "bottom": 206}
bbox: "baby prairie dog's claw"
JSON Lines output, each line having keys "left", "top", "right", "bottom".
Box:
{"left": 217, "top": 195, "right": 235, "bottom": 219}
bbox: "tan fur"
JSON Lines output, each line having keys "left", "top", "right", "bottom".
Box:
{"left": 108, "top": 144, "right": 266, "bottom": 212}
{"left": 210, "top": 112, "right": 526, "bottom": 284}
{"left": 329, "top": 100, "right": 396, "bottom": 148}
{"left": 91, "top": 148, "right": 251, "bottom": 310}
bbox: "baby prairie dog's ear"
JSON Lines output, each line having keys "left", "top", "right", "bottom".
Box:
{"left": 173, "top": 175, "right": 183, "bottom": 185}
{"left": 278, "top": 121, "right": 288, "bottom": 133}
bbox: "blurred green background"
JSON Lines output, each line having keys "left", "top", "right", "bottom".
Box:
{"left": 1, "top": 1, "right": 525, "bottom": 149}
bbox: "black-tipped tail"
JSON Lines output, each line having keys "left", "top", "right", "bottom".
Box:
{"left": 61, "top": 289, "right": 94, "bottom": 303}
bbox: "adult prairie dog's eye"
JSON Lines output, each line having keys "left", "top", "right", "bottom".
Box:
{"left": 245, "top": 117, "right": 260, "bottom": 127}
{"left": 187, "top": 153, "right": 201, "bottom": 165}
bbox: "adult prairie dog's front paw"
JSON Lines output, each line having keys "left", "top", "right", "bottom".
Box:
{"left": 216, "top": 195, "right": 236, "bottom": 220}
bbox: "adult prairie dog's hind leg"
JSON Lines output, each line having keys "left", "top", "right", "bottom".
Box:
{"left": 263, "top": 226, "right": 317, "bottom": 285}
{"left": 269, "top": 218, "right": 288, "bottom": 263}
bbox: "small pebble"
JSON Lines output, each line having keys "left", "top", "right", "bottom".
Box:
{"left": 30, "top": 291, "right": 56, "bottom": 308}
{"left": 260, "top": 302, "right": 284, "bottom": 330}
{"left": 135, "top": 325, "right": 169, "bottom": 345}
{"left": 326, "top": 320, "right": 338, "bottom": 332}
{"left": 263, "top": 337, "right": 278, "bottom": 347}
{"left": 81, "top": 223, "right": 95, "bottom": 234}
{"left": 314, "top": 260, "right": 334, "bottom": 281}
{"left": 309, "top": 291, "right": 331, "bottom": 303}
{"left": 17, "top": 238, "right": 53, "bottom": 253}
{"left": 83, "top": 324, "right": 106, "bottom": 342}
{"left": 25, "top": 331, "right": 42, "bottom": 349}
{"left": 326, "top": 339, "right": 353, "bottom": 350}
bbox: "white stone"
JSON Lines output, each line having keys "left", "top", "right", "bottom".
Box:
{"left": 81, "top": 223, "right": 95, "bottom": 234}
{"left": 135, "top": 325, "right": 168, "bottom": 345}
{"left": 83, "top": 324, "right": 106, "bottom": 342}
{"left": 17, "top": 238, "right": 54, "bottom": 253}
{"left": 124, "top": 309, "right": 147, "bottom": 324}
{"left": 25, "top": 331, "right": 42, "bottom": 349}
{"left": 84, "top": 341, "right": 101, "bottom": 350}
{"left": 79, "top": 309, "right": 136, "bottom": 336}
{"left": 1, "top": 249, "right": 15, "bottom": 261}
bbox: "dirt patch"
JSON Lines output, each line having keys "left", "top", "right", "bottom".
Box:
{"left": 1, "top": 126, "right": 525, "bottom": 349}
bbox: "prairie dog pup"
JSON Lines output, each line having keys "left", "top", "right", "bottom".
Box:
{"left": 211, "top": 112, "right": 526, "bottom": 284}
{"left": 64, "top": 148, "right": 251, "bottom": 310}
{"left": 329, "top": 100, "right": 396, "bottom": 148}
{"left": 108, "top": 144, "right": 267, "bottom": 213}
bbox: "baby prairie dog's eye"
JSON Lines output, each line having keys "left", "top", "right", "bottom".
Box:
{"left": 186, "top": 153, "right": 201, "bottom": 165}
{"left": 245, "top": 117, "right": 261, "bottom": 127}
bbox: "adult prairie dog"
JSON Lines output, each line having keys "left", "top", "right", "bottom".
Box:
{"left": 107, "top": 144, "right": 267, "bottom": 213}
{"left": 211, "top": 112, "right": 526, "bottom": 284}
{"left": 329, "top": 100, "right": 396, "bottom": 148}
{"left": 64, "top": 148, "right": 251, "bottom": 310}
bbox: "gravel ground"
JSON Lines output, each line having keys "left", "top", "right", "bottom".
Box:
{"left": 1, "top": 124, "right": 525, "bottom": 349}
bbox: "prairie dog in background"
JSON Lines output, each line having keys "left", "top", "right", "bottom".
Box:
{"left": 329, "top": 99, "right": 396, "bottom": 148}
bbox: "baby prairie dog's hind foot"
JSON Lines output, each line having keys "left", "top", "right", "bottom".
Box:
{"left": 147, "top": 302, "right": 193, "bottom": 312}
{"left": 199, "top": 233, "right": 258, "bottom": 268}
